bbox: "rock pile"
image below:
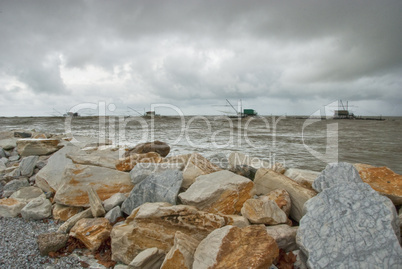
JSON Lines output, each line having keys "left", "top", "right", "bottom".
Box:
{"left": 1, "top": 130, "right": 402, "bottom": 269}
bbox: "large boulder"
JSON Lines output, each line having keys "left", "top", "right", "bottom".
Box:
{"left": 297, "top": 163, "right": 402, "bottom": 268}
{"left": 111, "top": 202, "right": 229, "bottom": 265}
{"left": 124, "top": 141, "right": 170, "bottom": 158}
{"left": 130, "top": 163, "right": 182, "bottom": 185}
{"left": 193, "top": 225, "right": 279, "bottom": 269}
{"left": 182, "top": 153, "right": 222, "bottom": 188}
{"left": 179, "top": 170, "right": 254, "bottom": 215}
{"left": 16, "top": 139, "right": 63, "bottom": 156}
{"left": 354, "top": 163, "right": 402, "bottom": 205}
{"left": 121, "top": 170, "right": 183, "bottom": 215}
{"left": 70, "top": 218, "right": 112, "bottom": 251}
{"left": 161, "top": 232, "right": 200, "bottom": 269}
{"left": 20, "top": 196, "right": 52, "bottom": 220}
{"left": 0, "top": 197, "right": 26, "bottom": 217}
{"left": 115, "top": 152, "right": 162, "bottom": 172}
{"left": 66, "top": 146, "right": 120, "bottom": 169}
{"left": 19, "top": 155, "right": 39, "bottom": 177}
{"left": 54, "top": 164, "right": 133, "bottom": 207}
{"left": 35, "top": 144, "right": 80, "bottom": 193}
{"left": 10, "top": 186, "right": 45, "bottom": 203}
{"left": 254, "top": 168, "right": 317, "bottom": 222}
{"left": 313, "top": 162, "right": 362, "bottom": 192}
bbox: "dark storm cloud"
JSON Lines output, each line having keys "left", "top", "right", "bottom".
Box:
{"left": 0, "top": 0, "right": 401, "bottom": 115}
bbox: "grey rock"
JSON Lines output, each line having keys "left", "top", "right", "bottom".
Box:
{"left": 19, "top": 155, "right": 39, "bottom": 177}
{"left": 88, "top": 186, "right": 106, "bottom": 217}
{"left": 8, "top": 155, "right": 20, "bottom": 162}
{"left": 3, "top": 178, "right": 29, "bottom": 197}
{"left": 37, "top": 232, "right": 69, "bottom": 256}
{"left": 0, "top": 147, "right": 6, "bottom": 158}
{"left": 0, "top": 159, "right": 6, "bottom": 173}
{"left": 57, "top": 208, "right": 93, "bottom": 234}
{"left": 130, "top": 162, "right": 181, "bottom": 185}
{"left": 16, "top": 138, "right": 63, "bottom": 157}
{"left": 313, "top": 162, "right": 362, "bottom": 192}
{"left": 14, "top": 131, "right": 32, "bottom": 138}
{"left": 297, "top": 183, "right": 402, "bottom": 268}
{"left": 103, "top": 193, "right": 127, "bottom": 212}
{"left": 129, "top": 247, "right": 165, "bottom": 269}
{"left": 121, "top": 170, "right": 183, "bottom": 215}
{"left": 4, "top": 167, "right": 21, "bottom": 181}
{"left": 114, "top": 265, "right": 129, "bottom": 269}
{"left": 21, "top": 196, "right": 52, "bottom": 220}
{"left": 10, "top": 186, "right": 45, "bottom": 203}
{"left": 105, "top": 206, "right": 122, "bottom": 223}
{"left": 229, "top": 164, "right": 257, "bottom": 180}
{"left": 0, "top": 138, "right": 17, "bottom": 150}
{"left": 266, "top": 225, "right": 298, "bottom": 252}
{"left": 1, "top": 156, "right": 8, "bottom": 164}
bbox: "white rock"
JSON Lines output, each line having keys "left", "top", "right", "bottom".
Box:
{"left": 10, "top": 186, "right": 45, "bottom": 203}
{"left": 66, "top": 146, "right": 120, "bottom": 169}
{"left": 284, "top": 168, "right": 319, "bottom": 189}
{"left": 21, "top": 196, "right": 52, "bottom": 220}
{"left": 129, "top": 247, "right": 165, "bottom": 269}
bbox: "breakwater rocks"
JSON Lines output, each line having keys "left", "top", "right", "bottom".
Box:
{"left": 0, "top": 130, "right": 401, "bottom": 269}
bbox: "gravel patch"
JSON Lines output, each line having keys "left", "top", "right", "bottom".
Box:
{"left": 0, "top": 217, "right": 85, "bottom": 269}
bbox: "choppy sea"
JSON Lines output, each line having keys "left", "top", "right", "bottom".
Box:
{"left": 1, "top": 115, "right": 401, "bottom": 173}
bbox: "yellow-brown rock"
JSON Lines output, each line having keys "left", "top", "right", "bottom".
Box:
{"left": 115, "top": 152, "right": 162, "bottom": 172}
{"left": 193, "top": 225, "right": 279, "bottom": 269}
{"left": 161, "top": 232, "right": 200, "bottom": 269}
{"left": 182, "top": 152, "right": 222, "bottom": 188}
{"left": 52, "top": 204, "right": 83, "bottom": 221}
{"left": 265, "top": 189, "right": 291, "bottom": 216}
{"left": 69, "top": 218, "right": 112, "bottom": 251}
{"left": 54, "top": 164, "right": 133, "bottom": 207}
{"left": 179, "top": 170, "right": 254, "bottom": 215}
{"left": 110, "top": 202, "right": 229, "bottom": 265}
{"left": 354, "top": 164, "right": 402, "bottom": 205}
{"left": 241, "top": 196, "right": 288, "bottom": 225}
{"left": 0, "top": 197, "right": 27, "bottom": 217}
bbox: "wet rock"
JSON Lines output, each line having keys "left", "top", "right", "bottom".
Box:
{"left": 88, "top": 186, "right": 106, "bottom": 217}
{"left": 241, "top": 195, "right": 288, "bottom": 225}
{"left": 70, "top": 218, "right": 112, "bottom": 251}
{"left": 103, "top": 193, "right": 127, "bottom": 212}
{"left": 266, "top": 225, "right": 298, "bottom": 252}
{"left": 193, "top": 225, "right": 279, "bottom": 269}
{"left": 182, "top": 152, "right": 222, "bottom": 188}
{"left": 130, "top": 163, "right": 182, "bottom": 185}
{"left": 254, "top": 168, "right": 317, "bottom": 222}
{"left": 0, "top": 197, "right": 26, "bottom": 217}
{"left": 19, "top": 155, "right": 39, "bottom": 177}
{"left": 160, "top": 232, "right": 200, "bottom": 269}
{"left": 125, "top": 141, "right": 170, "bottom": 158}
{"left": 111, "top": 202, "right": 228, "bottom": 265}
{"left": 10, "top": 186, "right": 45, "bottom": 203}
{"left": 313, "top": 162, "right": 362, "bottom": 192}
{"left": 3, "top": 178, "right": 29, "bottom": 197}
{"left": 67, "top": 146, "right": 120, "bottom": 169}
{"left": 297, "top": 181, "right": 402, "bottom": 268}
{"left": 54, "top": 164, "right": 133, "bottom": 207}
{"left": 354, "top": 163, "right": 402, "bottom": 205}
{"left": 129, "top": 247, "right": 165, "bottom": 269}
{"left": 284, "top": 168, "right": 320, "bottom": 191}
{"left": 121, "top": 170, "right": 183, "bottom": 215}
{"left": 57, "top": 208, "right": 93, "bottom": 234}
{"left": 105, "top": 206, "right": 122, "bottom": 223}
{"left": 37, "top": 232, "right": 69, "bottom": 256}
{"left": 116, "top": 152, "right": 162, "bottom": 172}
{"left": 16, "top": 138, "right": 63, "bottom": 156}
{"left": 21, "top": 196, "right": 52, "bottom": 220}
{"left": 35, "top": 144, "right": 80, "bottom": 193}
{"left": 53, "top": 203, "right": 83, "bottom": 221}
{"left": 179, "top": 170, "right": 254, "bottom": 215}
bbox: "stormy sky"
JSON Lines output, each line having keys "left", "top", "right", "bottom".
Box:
{"left": 0, "top": 0, "right": 401, "bottom": 116}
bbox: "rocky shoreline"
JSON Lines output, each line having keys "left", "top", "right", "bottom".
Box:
{"left": 0, "top": 130, "right": 401, "bottom": 268}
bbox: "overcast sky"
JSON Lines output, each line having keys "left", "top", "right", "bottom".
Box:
{"left": 1, "top": 0, "right": 401, "bottom": 116}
